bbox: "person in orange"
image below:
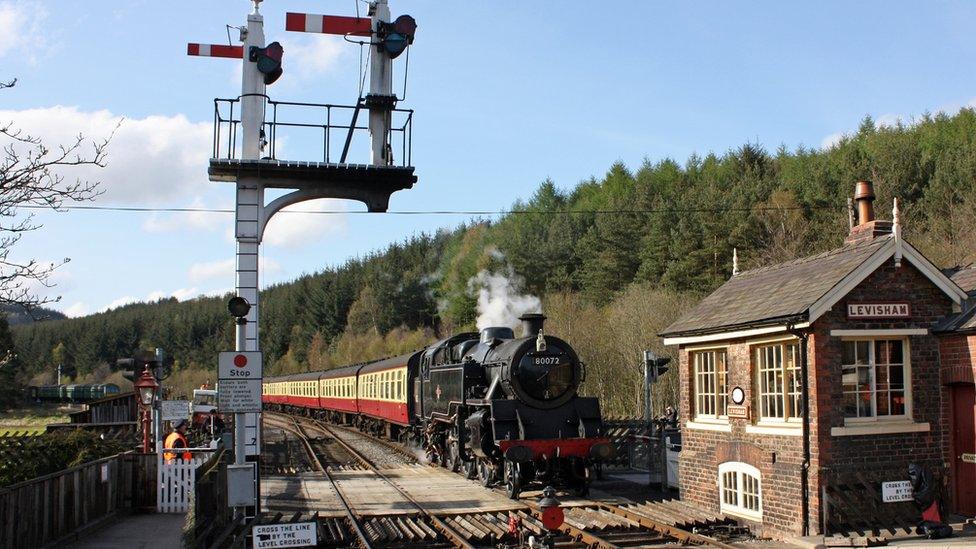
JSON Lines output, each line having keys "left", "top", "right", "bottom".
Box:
{"left": 163, "top": 419, "right": 192, "bottom": 462}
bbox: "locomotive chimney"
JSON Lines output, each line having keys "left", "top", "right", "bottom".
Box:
{"left": 519, "top": 313, "right": 546, "bottom": 337}
{"left": 845, "top": 180, "right": 892, "bottom": 244}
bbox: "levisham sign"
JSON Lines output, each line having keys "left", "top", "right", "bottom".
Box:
{"left": 847, "top": 302, "right": 910, "bottom": 320}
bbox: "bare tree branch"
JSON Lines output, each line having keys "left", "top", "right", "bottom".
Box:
{"left": 0, "top": 76, "right": 113, "bottom": 312}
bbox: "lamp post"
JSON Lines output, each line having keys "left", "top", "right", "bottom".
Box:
{"left": 134, "top": 366, "right": 159, "bottom": 454}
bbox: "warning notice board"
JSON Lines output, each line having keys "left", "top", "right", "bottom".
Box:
{"left": 252, "top": 522, "right": 317, "bottom": 548}
{"left": 218, "top": 378, "right": 262, "bottom": 413}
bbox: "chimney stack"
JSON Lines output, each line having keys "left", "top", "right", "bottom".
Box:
{"left": 845, "top": 180, "right": 892, "bottom": 244}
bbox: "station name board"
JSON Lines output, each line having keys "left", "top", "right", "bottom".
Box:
{"left": 846, "top": 302, "right": 910, "bottom": 320}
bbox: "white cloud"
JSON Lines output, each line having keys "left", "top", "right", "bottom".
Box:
{"left": 188, "top": 257, "right": 282, "bottom": 283}
{"left": 0, "top": 106, "right": 212, "bottom": 204}
{"left": 263, "top": 199, "right": 347, "bottom": 249}
{"left": 62, "top": 301, "right": 88, "bottom": 318}
{"left": 104, "top": 296, "right": 137, "bottom": 311}
{"left": 282, "top": 35, "right": 345, "bottom": 80}
{"left": 821, "top": 132, "right": 845, "bottom": 150}
{"left": 0, "top": 1, "right": 49, "bottom": 63}
{"left": 142, "top": 198, "right": 230, "bottom": 234}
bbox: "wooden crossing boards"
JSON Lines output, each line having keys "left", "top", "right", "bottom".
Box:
{"left": 261, "top": 466, "right": 527, "bottom": 517}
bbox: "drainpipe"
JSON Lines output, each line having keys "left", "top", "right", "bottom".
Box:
{"left": 787, "top": 320, "right": 811, "bottom": 537}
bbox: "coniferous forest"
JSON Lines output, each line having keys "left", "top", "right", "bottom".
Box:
{"left": 8, "top": 111, "right": 976, "bottom": 415}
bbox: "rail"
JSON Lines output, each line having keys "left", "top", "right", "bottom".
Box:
{"left": 263, "top": 414, "right": 374, "bottom": 549}
{"left": 304, "top": 416, "right": 474, "bottom": 549}
{"left": 212, "top": 96, "right": 414, "bottom": 167}
{"left": 0, "top": 451, "right": 156, "bottom": 549}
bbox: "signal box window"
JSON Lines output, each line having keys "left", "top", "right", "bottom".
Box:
{"left": 718, "top": 462, "right": 762, "bottom": 520}
{"left": 842, "top": 339, "right": 909, "bottom": 420}
{"left": 753, "top": 341, "right": 801, "bottom": 422}
{"left": 692, "top": 349, "right": 727, "bottom": 420}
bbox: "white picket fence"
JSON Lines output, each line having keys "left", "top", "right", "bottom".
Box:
{"left": 157, "top": 451, "right": 214, "bottom": 513}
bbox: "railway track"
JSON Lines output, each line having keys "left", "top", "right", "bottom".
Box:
{"left": 266, "top": 412, "right": 468, "bottom": 548}
{"left": 264, "top": 411, "right": 747, "bottom": 548}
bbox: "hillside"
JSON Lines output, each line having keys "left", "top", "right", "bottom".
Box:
{"left": 10, "top": 110, "right": 976, "bottom": 415}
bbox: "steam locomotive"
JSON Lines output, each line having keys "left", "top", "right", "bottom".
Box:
{"left": 263, "top": 313, "right": 612, "bottom": 498}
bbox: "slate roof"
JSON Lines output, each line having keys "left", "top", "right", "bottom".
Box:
{"left": 934, "top": 265, "right": 976, "bottom": 333}
{"left": 660, "top": 235, "right": 892, "bottom": 337}
{"left": 948, "top": 265, "right": 976, "bottom": 295}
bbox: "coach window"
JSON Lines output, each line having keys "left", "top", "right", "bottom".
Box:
{"left": 752, "top": 340, "right": 801, "bottom": 425}
{"left": 841, "top": 339, "right": 910, "bottom": 421}
{"left": 691, "top": 348, "right": 728, "bottom": 421}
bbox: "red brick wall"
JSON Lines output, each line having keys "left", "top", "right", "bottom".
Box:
{"left": 677, "top": 338, "right": 820, "bottom": 539}
{"left": 676, "top": 260, "right": 956, "bottom": 539}
{"left": 811, "top": 261, "right": 952, "bottom": 481}
{"left": 939, "top": 334, "right": 976, "bottom": 385}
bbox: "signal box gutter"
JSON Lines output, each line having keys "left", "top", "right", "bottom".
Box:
{"left": 208, "top": 159, "right": 416, "bottom": 213}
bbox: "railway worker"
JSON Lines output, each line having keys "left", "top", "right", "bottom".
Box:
{"left": 163, "top": 419, "right": 193, "bottom": 462}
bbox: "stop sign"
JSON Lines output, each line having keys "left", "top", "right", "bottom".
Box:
{"left": 233, "top": 354, "right": 248, "bottom": 368}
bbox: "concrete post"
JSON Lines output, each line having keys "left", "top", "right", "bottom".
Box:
{"left": 369, "top": 0, "right": 393, "bottom": 165}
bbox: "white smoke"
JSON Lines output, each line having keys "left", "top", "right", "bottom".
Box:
{"left": 468, "top": 266, "right": 542, "bottom": 331}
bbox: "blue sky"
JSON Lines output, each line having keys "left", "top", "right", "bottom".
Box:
{"left": 3, "top": 0, "right": 976, "bottom": 316}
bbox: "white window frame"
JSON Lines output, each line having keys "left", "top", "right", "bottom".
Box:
{"left": 691, "top": 347, "right": 728, "bottom": 422}
{"left": 840, "top": 337, "right": 912, "bottom": 425}
{"left": 752, "top": 339, "right": 802, "bottom": 426}
{"left": 718, "top": 462, "right": 762, "bottom": 521}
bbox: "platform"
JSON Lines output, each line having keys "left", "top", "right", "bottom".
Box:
{"left": 62, "top": 513, "right": 185, "bottom": 549}
{"left": 208, "top": 158, "right": 416, "bottom": 212}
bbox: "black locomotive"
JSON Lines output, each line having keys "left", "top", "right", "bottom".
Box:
{"left": 263, "top": 313, "right": 613, "bottom": 498}
{"left": 417, "top": 313, "right": 612, "bottom": 498}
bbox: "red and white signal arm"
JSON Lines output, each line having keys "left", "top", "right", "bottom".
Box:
{"left": 218, "top": 351, "right": 263, "bottom": 379}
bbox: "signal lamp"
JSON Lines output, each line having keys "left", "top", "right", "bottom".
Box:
{"left": 250, "top": 41, "right": 284, "bottom": 85}
{"left": 228, "top": 296, "right": 251, "bottom": 319}
{"left": 378, "top": 15, "right": 416, "bottom": 59}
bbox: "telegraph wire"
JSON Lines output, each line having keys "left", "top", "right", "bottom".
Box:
{"left": 15, "top": 204, "right": 844, "bottom": 216}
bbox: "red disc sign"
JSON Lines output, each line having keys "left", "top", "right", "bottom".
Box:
{"left": 233, "top": 354, "right": 248, "bottom": 368}
{"left": 541, "top": 506, "right": 564, "bottom": 530}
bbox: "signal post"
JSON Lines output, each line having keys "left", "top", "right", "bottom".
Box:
{"left": 188, "top": 0, "right": 418, "bottom": 516}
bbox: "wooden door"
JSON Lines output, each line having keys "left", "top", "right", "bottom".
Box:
{"left": 953, "top": 384, "right": 976, "bottom": 516}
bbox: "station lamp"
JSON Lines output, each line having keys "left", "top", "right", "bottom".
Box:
{"left": 134, "top": 365, "right": 160, "bottom": 454}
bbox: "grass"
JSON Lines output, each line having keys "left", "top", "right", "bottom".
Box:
{"left": 0, "top": 404, "right": 77, "bottom": 435}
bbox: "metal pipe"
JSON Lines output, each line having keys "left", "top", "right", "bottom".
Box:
{"left": 788, "top": 321, "right": 811, "bottom": 536}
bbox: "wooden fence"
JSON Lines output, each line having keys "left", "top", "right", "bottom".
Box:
{"left": 0, "top": 452, "right": 156, "bottom": 549}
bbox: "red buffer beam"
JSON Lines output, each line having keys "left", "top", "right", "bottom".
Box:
{"left": 187, "top": 43, "right": 244, "bottom": 59}
{"left": 285, "top": 13, "right": 372, "bottom": 36}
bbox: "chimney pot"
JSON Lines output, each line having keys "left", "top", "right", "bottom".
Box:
{"left": 854, "top": 180, "right": 875, "bottom": 224}
{"left": 519, "top": 313, "right": 546, "bottom": 337}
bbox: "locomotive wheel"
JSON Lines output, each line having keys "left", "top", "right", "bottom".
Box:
{"left": 505, "top": 461, "right": 522, "bottom": 499}
{"left": 478, "top": 459, "right": 494, "bottom": 487}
